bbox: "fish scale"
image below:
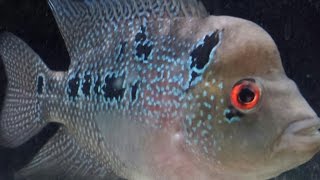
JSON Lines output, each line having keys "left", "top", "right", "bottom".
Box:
{"left": 44, "top": 97, "right": 127, "bottom": 178}
{"left": 1, "top": 0, "right": 320, "bottom": 179}
{"left": 0, "top": 3, "right": 224, "bottom": 177}
{"left": 58, "top": 19, "right": 211, "bottom": 116}
{"left": 13, "top": 14, "right": 215, "bottom": 179}
{"left": 41, "top": 15, "right": 219, "bottom": 179}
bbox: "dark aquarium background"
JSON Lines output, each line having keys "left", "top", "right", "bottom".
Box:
{"left": 0, "top": 0, "right": 320, "bottom": 179}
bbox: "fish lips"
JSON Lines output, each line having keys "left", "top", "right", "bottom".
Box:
{"left": 273, "top": 117, "right": 320, "bottom": 154}
{"left": 261, "top": 117, "right": 320, "bottom": 179}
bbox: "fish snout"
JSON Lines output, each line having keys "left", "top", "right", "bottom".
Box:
{"left": 273, "top": 117, "right": 320, "bottom": 154}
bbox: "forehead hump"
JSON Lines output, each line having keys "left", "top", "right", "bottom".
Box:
{"left": 200, "top": 16, "right": 285, "bottom": 78}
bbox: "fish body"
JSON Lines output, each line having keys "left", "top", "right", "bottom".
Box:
{"left": 1, "top": 0, "right": 320, "bottom": 180}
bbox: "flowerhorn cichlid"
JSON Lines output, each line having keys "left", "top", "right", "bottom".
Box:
{"left": 0, "top": 0, "right": 320, "bottom": 180}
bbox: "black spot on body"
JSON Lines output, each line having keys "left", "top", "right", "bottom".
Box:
{"left": 225, "top": 106, "right": 244, "bottom": 120}
{"left": 135, "top": 25, "right": 153, "bottom": 62}
{"left": 190, "top": 71, "right": 199, "bottom": 86}
{"left": 131, "top": 81, "right": 139, "bottom": 101}
{"left": 225, "top": 111, "right": 234, "bottom": 120}
{"left": 37, "top": 75, "right": 44, "bottom": 94}
{"left": 102, "top": 74, "right": 126, "bottom": 101}
{"left": 136, "top": 43, "right": 153, "bottom": 61}
{"left": 116, "top": 42, "right": 127, "bottom": 62}
{"left": 189, "top": 31, "right": 220, "bottom": 86}
{"left": 190, "top": 31, "right": 220, "bottom": 70}
{"left": 94, "top": 75, "right": 102, "bottom": 95}
{"left": 67, "top": 73, "right": 80, "bottom": 98}
{"left": 82, "top": 74, "right": 92, "bottom": 97}
{"left": 135, "top": 26, "right": 147, "bottom": 42}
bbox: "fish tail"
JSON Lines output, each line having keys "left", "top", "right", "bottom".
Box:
{"left": 0, "top": 32, "right": 51, "bottom": 148}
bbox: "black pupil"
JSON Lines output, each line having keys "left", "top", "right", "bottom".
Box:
{"left": 238, "top": 87, "right": 255, "bottom": 103}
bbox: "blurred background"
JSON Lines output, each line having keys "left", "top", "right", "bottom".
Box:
{"left": 0, "top": 0, "right": 319, "bottom": 179}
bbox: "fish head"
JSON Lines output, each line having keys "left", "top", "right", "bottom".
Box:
{"left": 183, "top": 16, "right": 320, "bottom": 179}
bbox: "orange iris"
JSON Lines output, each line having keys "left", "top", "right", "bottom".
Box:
{"left": 230, "top": 79, "right": 261, "bottom": 111}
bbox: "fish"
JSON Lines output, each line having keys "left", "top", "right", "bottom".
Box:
{"left": 0, "top": 0, "right": 320, "bottom": 179}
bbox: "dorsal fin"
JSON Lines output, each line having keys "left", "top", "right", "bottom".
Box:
{"left": 48, "top": 0, "right": 208, "bottom": 67}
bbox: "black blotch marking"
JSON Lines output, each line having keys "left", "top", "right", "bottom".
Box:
{"left": 136, "top": 43, "right": 153, "bottom": 61}
{"left": 135, "top": 25, "right": 153, "bottom": 62}
{"left": 82, "top": 73, "right": 92, "bottom": 97}
{"left": 94, "top": 75, "right": 102, "bottom": 95}
{"left": 225, "top": 106, "right": 244, "bottom": 120}
{"left": 190, "top": 71, "right": 198, "bottom": 85}
{"left": 67, "top": 72, "right": 80, "bottom": 98}
{"left": 102, "top": 74, "right": 126, "bottom": 101}
{"left": 135, "top": 26, "right": 147, "bottom": 42}
{"left": 190, "top": 31, "right": 220, "bottom": 70}
{"left": 131, "top": 81, "right": 140, "bottom": 101}
{"left": 37, "top": 75, "right": 44, "bottom": 94}
{"left": 225, "top": 111, "right": 235, "bottom": 120}
{"left": 116, "top": 42, "right": 127, "bottom": 62}
{"left": 189, "top": 31, "right": 220, "bottom": 85}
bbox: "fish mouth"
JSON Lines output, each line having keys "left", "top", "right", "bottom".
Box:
{"left": 273, "top": 117, "right": 320, "bottom": 153}
{"left": 285, "top": 118, "right": 320, "bottom": 137}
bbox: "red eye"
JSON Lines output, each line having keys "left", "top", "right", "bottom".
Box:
{"left": 230, "top": 79, "right": 261, "bottom": 111}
